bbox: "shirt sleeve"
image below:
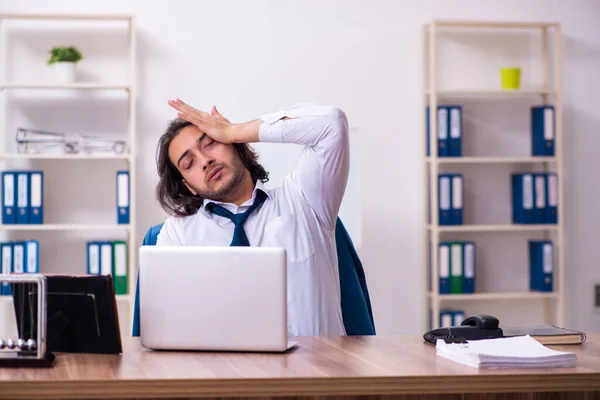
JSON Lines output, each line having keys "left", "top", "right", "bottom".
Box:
{"left": 258, "top": 103, "right": 350, "bottom": 231}
{"left": 156, "top": 217, "right": 183, "bottom": 246}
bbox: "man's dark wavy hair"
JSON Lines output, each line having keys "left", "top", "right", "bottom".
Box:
{"left": 156, "top": 118, "right": 269, "bottom": 217}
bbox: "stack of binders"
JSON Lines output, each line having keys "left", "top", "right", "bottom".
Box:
{"left": 87, "top": 240, "right": 128, "bottom": 295}
{"left": 426, "top": 105, "right": 463, "bottom": 157}
{"left": 438, "top": 174, "right": 463, "bottom": 225}
{"left": 1, "top": 170, "right": 43, "bottom": 224}
{"left": 438, "top": 241, "right": 476, "bottom": 294}
{"left": 511, "top": 172, "right": 558, "bottom": 224}
{"left": 0, "top": 240, "right": 39, "bottom": 296}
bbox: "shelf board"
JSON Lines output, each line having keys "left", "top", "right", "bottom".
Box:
{"left": 0, "top": 224, "right": 131, "bottom": 231}
{"left": 430, "top": 291, "right": 557, "bottom": 301}
{"left": 426, "top": 20, "right": 559, "bottom": 29}
{"left": 0, "top": 83, "right": 131, "bottom": 91}
{"left": 428, "top": 224, "right": 559, "bottom": 232}
{"left": 0, "top": 153, "right": 131, "bottom": 161}
{"left": 426, "top": 156, "right": 557, "bottom": 164}
{"left": 425, "top": 89, "right": 554, "bottom": 96}
{"left": 0, "top": 13, "right": 132, "bottom": 21}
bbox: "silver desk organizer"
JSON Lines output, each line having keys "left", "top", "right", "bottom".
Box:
{"left": 0, "top": 273, "right": 55, "bottom": 367}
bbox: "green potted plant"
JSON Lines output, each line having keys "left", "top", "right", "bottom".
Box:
{"left": 47, "top": 46, "right": 83, "bottom": 83}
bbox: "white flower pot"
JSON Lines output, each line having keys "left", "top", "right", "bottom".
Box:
{"left": 54, "top": 61, "right": 76, "bottom": 83}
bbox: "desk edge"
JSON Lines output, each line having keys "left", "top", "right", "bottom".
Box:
{"left": 1, "top": 374, "right": 600, "bottom": 399}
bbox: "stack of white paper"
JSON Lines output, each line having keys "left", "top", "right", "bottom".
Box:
{"left": 436, "top": 335, "right": 577, "bottom": 369}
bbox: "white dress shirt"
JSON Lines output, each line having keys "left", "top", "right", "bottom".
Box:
{"left": 156, "top": 103, "right": 350, "bottom": 337}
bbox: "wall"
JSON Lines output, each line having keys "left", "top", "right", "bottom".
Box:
{"left": 0, "top": 0, "right": 599, "bottom": 337}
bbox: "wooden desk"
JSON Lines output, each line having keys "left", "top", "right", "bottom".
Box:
{"left": 1, "top": 334, "right": 599, "bottom": 400}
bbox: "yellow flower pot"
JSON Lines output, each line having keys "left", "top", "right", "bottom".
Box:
{"left": 500, "top": 67, "right": 521, "bottom": 90}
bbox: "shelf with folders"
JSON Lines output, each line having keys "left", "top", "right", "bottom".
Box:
{"left": 0, "top": 237, "right": 130, "bottom": 298}
{"left": 427, "top": 168, "right": 559, "bottom": 232}
{"left": 0, "top": 236, "right": 132, "bottom": 296}
{"left": 1, "top": 169, "right": 131, "bottom": 227}
{"left": 427, "top": 237, "right": 557, "bottom": 294}
{"left": 0, "top": 13, "right": 137, "bottom": 339}
{"left": 422, "top": 20, "right": 563, "bottom": 332}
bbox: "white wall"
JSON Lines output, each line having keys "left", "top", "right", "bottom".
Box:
{"left": 1, "top": 0, "right": 599, "bottom": 337}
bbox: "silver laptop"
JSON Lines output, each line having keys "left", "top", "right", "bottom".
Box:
{"left": 138, "top": 245, "right": 297, "bottom": 352}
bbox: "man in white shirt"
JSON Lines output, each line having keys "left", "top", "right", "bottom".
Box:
{"left": 154, "top": 99, "right": 349, "bottom": 336}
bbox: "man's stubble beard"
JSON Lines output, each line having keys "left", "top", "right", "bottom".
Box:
{"left": 195, "top": 158, "right": 246, "bottom": 202}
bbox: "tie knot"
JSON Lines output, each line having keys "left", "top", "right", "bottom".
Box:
{"left": 231, "top": 212, "right": 249, "bottom": 225}
{"left": 205, "top": 189, "right": 268, "bottom": 247}
{"left": 206, "top": 189, "right": 267, "bottom": 224}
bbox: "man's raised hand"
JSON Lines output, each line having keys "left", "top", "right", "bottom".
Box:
{"left": 168, "top": 99, "right": 234, "bottom": 144}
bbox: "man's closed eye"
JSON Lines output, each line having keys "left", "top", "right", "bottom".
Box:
{"left": 203, "top": 139, "right": 215, "bottom": 150}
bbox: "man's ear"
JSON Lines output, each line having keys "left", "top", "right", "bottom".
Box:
{"left": 183, "top": 179, "right": 198, "bottom": 195}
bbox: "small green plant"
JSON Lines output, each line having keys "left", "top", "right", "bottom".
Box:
{"left": 47, "top": 46, "right": 82, "bottom": 65}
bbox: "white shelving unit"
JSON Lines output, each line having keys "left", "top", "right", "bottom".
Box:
{"left": 422, "top": 20, "right": 563, "bottom": 331}
{"left": 0, "top": 13, "right": 137, "bottom": 338}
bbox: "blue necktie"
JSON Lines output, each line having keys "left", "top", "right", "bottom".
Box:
{"left": 205, "top": 190, "right": 267, "bottom": 246}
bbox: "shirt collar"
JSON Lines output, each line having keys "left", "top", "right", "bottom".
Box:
{"left": 201, "top": 180, "right": 272, "bottom": 218}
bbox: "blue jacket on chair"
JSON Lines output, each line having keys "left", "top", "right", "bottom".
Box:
{"left": 132, "top": 217, "right": 375, "bottom": 336}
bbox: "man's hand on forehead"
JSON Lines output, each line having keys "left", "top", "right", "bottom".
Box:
{"left": 168, "top": 98, "right": 261, "bottom": 144}
{"left": 168, "top": 98, "right": 234, "bottom": 143}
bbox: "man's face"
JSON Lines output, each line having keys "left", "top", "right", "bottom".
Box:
{"left": 168, "top": 124, "right": 245, "bottom": 202}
